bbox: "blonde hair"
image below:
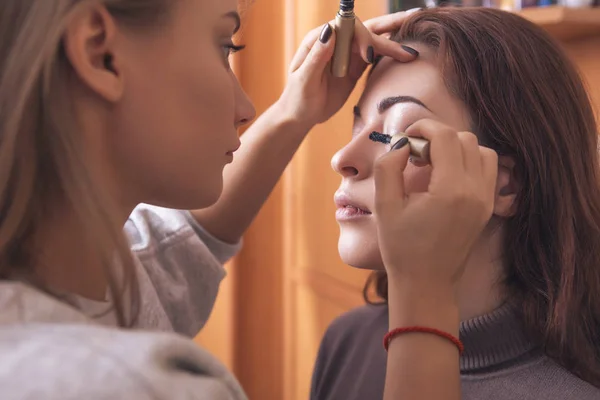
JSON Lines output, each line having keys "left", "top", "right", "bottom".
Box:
{"left": 0, "top": 0, "right": 172, "bottom": 326}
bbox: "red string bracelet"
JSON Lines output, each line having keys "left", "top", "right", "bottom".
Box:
{"left": 383, "top": 326, "right": 464, "bottom": 354}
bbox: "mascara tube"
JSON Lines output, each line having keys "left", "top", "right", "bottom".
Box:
{"left": 331, "top": 0, "right": 355, "bottom": 78}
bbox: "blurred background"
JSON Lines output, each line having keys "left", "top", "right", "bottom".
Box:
{"left": 194, "top": 1, "right": 600, "bottom": 399}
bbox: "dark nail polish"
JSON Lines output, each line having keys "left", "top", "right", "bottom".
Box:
{"left": 320, "top": 24, "right": 333, "bottom": 44}
{"left": 401, "top": 45, "right": 419, "bottom": 57}
{"left": 367, "top": 46, "right": 375, "bottom": 64}
{"left": 391, "top": 137, "right": 409, "bottom": 151}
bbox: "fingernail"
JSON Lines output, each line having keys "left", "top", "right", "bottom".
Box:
{"left": 366, "top": 46, "right": 375, "bottom": 64}
{"left": 401, "top": 45, "right": 419, "bottom": 57}
{"left": 406, "top": 7, "right": 422, "bottom": 14}
{"left": 391, "top": 137, "right": 409, "bottom": 151}
{"left": 319, "top": 23, "right": 333, "bottom": 44}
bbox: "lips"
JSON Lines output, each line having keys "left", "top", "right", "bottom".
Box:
{"left": 227, "top": 141, "right": 241, "bottom": 155}
{"left": 334, "top": 192, "right": 372, "bottom": 219}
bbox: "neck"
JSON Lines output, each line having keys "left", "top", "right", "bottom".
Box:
{"left": 34, "top": 210, "right": 107, "bottom": 300}
{"left": 456, "top": 229, "right": 506, "bottom": 321}
{"left": 32, "top": 92, "right": 138, "bottom": 300}
{"left": 33, "top": 198, "right": 134, "bottom": 301}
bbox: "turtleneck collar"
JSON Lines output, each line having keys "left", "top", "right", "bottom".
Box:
{"left": 459, "top": 303, "right": 538, "bottom": 372}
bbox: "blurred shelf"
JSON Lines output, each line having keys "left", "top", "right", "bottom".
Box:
{"left": 519, "top": 6, "right": 600, "bottom": 41}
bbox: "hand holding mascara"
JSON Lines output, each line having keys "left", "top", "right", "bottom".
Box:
{"left": 329, "top": 2, "right": 423, "bottom": 77}
{"left": 281, "top": 10, "right": 420, "bottom": 129}
{"left": 373, "top": 118, "right": 499, "bottom": 285}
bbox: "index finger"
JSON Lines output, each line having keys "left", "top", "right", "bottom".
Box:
{"left": 288, "top": 22, "right": 334, "bottom": 74}
{"left": 354, "top": 18, "right": 417, "bottom": 64}
{"left": 363, "top": 8, "right": 422, "bottom": 35}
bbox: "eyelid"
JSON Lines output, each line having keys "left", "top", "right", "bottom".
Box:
{"left": 228, "top": 43, "right": 246, "bottom": 52}
{"left": 383, "top": 120, "right": 418, "bottom": 137}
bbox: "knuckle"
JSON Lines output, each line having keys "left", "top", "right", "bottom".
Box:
{"left": 457, "top": 131, "right": 478, "bottom": 145}
{"left": 453, "top": 189, "right": 471, "bottom": 207}
{"left": 448, "top": 185, "right": 477, "bottom": 207}
{"left": 481, "top": 146, "right": 498, "bottom": 162}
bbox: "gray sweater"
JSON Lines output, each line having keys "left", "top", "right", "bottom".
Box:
{"left": 310, "top": 303, "right": 600, "bottom": 400}
{"left": 0, "top": 204, "right": 247, "bottom": 400}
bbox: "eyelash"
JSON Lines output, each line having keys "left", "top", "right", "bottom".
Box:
{"left": 223, "top": 43, "right": 246, "bottom": 59}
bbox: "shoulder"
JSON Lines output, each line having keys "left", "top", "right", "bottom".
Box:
{"left": 324, "top": 304, "right": 388, "bottom": 343}
{"left": 125, "top": 204, "right": 241, "bottom": 336}
{"left": 311, "top": 305, "right": 388, "bottom": 400}
{"left": 125, "top": 204, "right": 198, "bottom": 251}
{"left": 316, "top": 304, "right": 388, "bottom": 364}
{"left": 0, "top": 323, "right": 246, "bottom": 400}
{"left": 463, "top": 355, "right": 600, "bottom": 400}
{"left": 524, "top": 357, "right": 600, "bottom": 399}
{"left": 126, "top": 203, "right": 240, "bottom": 264}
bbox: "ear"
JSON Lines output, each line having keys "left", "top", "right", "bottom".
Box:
{"left": 63, "top": 5, "right": 124, "bottom": 102}
{"left": 494, "top": 156, "right": 518, "bottom": 218}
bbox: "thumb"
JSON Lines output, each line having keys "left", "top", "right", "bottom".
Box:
{"left": 374, "top": 139, "right": 411, "bottom": 217}
{"left": 297, "top": 23, "right": 336, "bottom": 78}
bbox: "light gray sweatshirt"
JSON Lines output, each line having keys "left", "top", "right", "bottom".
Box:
{"left": 0, "top": 204, "right": 247, "bottom": 400}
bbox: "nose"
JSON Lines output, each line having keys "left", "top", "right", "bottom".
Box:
{"left": 233, "top": 78, "right": 256, "bottom": 128}
{"left": 331, "top": 136, "right": 373, "bottom": 180}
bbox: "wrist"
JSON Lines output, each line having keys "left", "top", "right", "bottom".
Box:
{"left": 387, "top": 279, "right": 460, "bottom": 336}
{"left": 271, "top": 96, "right": 316, "bottom": 133}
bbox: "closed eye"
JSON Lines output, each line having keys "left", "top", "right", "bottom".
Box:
{"left": 223, "top": 43, "right": 246, "bottom": 59}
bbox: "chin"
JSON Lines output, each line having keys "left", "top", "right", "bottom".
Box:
{"left": 188, "top": 183, "right": 223, "bottom": 210}
{"left": 337, "top": 229, "right": 384, "bottom": 270}
{"left": 148, "top": 178, "right": 224, "bottom": 211}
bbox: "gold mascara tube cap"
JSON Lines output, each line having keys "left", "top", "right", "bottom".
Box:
{"left": 390, "top": 133, "right": 431, "bottom": 164}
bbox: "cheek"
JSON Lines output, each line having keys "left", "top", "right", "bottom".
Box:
{"left": 404, "top": 164, "right": 432, "bottom": 193}
{"left": 107, "top": 45, "right": 237, "bottom": 207}
{"left": 175, "top": 51, "right": 236, "bottom": 134}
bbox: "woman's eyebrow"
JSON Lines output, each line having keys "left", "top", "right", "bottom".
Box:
{"left": 377, "top": 96, "right": 431, "bottom": 113}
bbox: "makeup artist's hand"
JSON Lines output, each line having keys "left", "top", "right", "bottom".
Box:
{"left": 276, "top": 10, "right": 420, "bottom": 131}
{"left": 373, "top": 120, "right": 498, "bottom": 294}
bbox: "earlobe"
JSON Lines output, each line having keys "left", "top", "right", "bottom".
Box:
{"left": 493, "top": 156, "right": 518, "bottom": 218}
{"left": 63, "top": 5, "right": 123, "bottom": 102}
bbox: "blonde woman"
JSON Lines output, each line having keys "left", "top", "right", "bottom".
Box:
{"left": 0, "top": 1, "right": 494, "bottom": 399}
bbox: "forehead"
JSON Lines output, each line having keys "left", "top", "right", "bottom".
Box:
{"left": 360, "top": 46, "right": 471, "bottom": 130}
{"left": 179, "top": 0, "right": 239, "bottom": 20}
{"left": 211, "top": 0, "right": 239, "bottom": 14}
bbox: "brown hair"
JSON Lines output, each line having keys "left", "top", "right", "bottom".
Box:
{"left": 364, "top": 7, "right": 600, "bottom": 386}
{"left": 0, "top": 0, "right": 173, "bottom": 326}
